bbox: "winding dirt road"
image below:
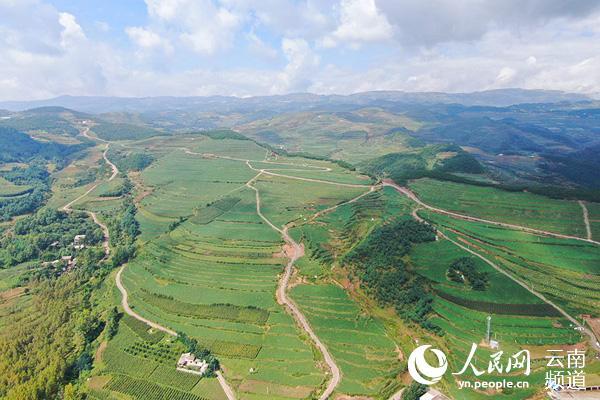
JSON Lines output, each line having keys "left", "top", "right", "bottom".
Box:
{"left": 245, "top": 173, "right": 342, "bottom": 400}
{"left": 67, "top": 132, "right": 239, "bottom": 399}
{"left": 383, "top": 181, "right": 600, "bottom": 245}
{"left": 62, "top": 143, "right": 117, "bottom": 258}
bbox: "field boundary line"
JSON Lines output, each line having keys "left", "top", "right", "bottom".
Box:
{"left": 68, "top": 129, "right": 238, "bottom": 400}
{"left": 245, "top": 170, "right": 341, "bottom": 400}
{"left": 411, "top": 208, "right": 600, "bottom": 352}
{"left": 384, "top": 181, "right": 600, "bottom": 246}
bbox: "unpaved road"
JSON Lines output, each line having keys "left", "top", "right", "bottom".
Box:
{"left": 245, "top": 170, "right": 343, "bottom": 400}
{"left": 384, "top": 181, "right": 600, "bottom": 245}
{"left": 411, "top": 208, "right": 600, "bottom": 353}
{"left": 579, "top": 200, "right": 593, "bottom": 240}
{"left": 115, "top": 266, "right": 177, "bottom": 335}
{"left": 62, "top": 143, "right": 116, "bottom": 258}
{"left": 67, "top": 132, "right": 238, "bottom": 399}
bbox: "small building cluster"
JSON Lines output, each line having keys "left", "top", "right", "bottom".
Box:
{"left": 40, "top": 234, "right": 86, "bottom": 274}
{"left": 177, "top": 353, "right": 209, "bottom": 376}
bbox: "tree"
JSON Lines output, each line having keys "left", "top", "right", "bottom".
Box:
{"left": 105, "top": 307, "right": 120, "bottom": 339}
{"left": 402, "top": 382, "right": 428, "bottom": 400}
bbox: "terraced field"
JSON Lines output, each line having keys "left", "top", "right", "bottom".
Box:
{"left": 99, "top": 189, "right": 324, "bottom": 399}
{"left": 422, "top": 211, "right": 600, "bottom": 318}
{"left": 409, "top": 178, "right": 588, "bottom": 237}
{"left": 85, "top": 132, "right": 600, "bottom": 400}
{"left": 254, "top": 173, "right": 368, "bottom": 228}
{"left": 291, "top": 284, "right": 400, "bottom": 397}
{"left": 586, "top": 201, "right": 600, "bottom": 240}
{"left": 92, "top": 315, "right": 227, "bottom": 400}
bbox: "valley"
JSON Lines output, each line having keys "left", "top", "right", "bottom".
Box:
{"left": 0, "top": 93, "right": 599, "bottom": 400}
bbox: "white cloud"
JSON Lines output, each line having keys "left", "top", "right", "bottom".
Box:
{"left": 142, "top": 0, "right": 240, "bottom": 55}
{"left": 1, "top": 0, "right": 600, "bottom": 100}
{"left": 322, "top": 0, "right": 393, "bottom": 48}
{"left": 126, "top": 26, "right": 172, "bottom": 53}
{"left": 494, "top": 67, "right": 517, "bottom": 85}
{"left": 58, "top": 12, "right": 85, "bottom": 48}
{"left": 272, "top": 38, "right": 320, "bottom": 93}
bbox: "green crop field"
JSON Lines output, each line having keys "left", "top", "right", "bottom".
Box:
{"left": 585, "top": 201, "right": 600, "bottom": 240}
{"left": 254, "top": 173, "right": 367, "bottom": 228}
{"left": 411, "top": 239, "right": 542, "bottom": 305}
{"left": 409, "top": 178, "right": 588, "bottom": 237}
{"left": 119, "top": 187, "right": 324, "bottom": 398}
{"left": 68, "top": 131, "right": 598, "bottom": 400}
{"left": 291, "top": 284, "right": 400, "bottom": 397}
{"left": 422, "top": 211, "right": 600, "bottom": 317}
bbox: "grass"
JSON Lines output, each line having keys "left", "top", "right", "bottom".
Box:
{"left": 409, "top": 178, "right": 588, "bottom": 237}
{"left": 411, "top": 239, "right": 541, "bottom": 305}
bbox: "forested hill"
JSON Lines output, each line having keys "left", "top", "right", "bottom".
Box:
{"left": 0, "top": 126, "right": 90, "bottom": 162}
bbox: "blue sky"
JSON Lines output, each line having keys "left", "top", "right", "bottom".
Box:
{"left": 1, "top": 0, "right": 600, "bottom": 100}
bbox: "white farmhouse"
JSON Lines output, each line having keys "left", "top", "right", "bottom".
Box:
{"left": 177, "top": 353, "right": 209, "bottom": 375}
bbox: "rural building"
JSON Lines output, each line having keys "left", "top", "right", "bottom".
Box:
{"left": 420, "top": 389, "right": 450, "bottom": 400}
{"left": 177, "top": 353, "right": 209, "bottom": 375}
{"left": 73, "top": 234, "right": 86, "bottom": 250}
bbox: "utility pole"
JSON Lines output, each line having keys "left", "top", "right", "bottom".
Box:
{"left": 486, "top": 315, "right": 492, "bottom": 344}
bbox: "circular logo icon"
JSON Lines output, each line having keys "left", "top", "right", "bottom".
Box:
{"left": 408, "top": 345, "right": 448, "bottom": 385}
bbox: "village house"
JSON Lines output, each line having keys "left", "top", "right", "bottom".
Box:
{"left": 73, "top": 234, "right": 86, "bottom": 250}
{"left": 177, "top": 353, "right": 209, "bottom": 376}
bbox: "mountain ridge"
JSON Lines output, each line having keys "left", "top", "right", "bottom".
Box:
{"left": 0, "top": 88, "right": 590, "bottom": 113}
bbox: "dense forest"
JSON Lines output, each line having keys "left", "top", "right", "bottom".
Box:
{"left": 0, "top": 127, "right": 89, "bottom": 163}
{"left": 0, "top": 269, "right": 104, "bottom": 398}
{"left": 361, "top": 144, "right": 484, "bottom": 184}
{"left": 0, "top": 164, "right": 50, "bottom": 221}
{"left": 344, "top": 219, "right": 441, "bottom": 333}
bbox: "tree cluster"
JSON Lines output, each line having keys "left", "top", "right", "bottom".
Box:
{"left": 0, "top": 164, "right": 50, "bottom": 221}
{"left": 0, "top": 208, "right": 103, "bottom": 270}
{"left": 107, "top": 199, "right": 140, "bottom": 268}
{"left": 176, "top": 332, "right": 220, "bottom": 377}
{"left": 447, "top": 257, "right": 488, "bottom": 290}
{"left": 344, "top": 219, "right": 441, "bottom": 333}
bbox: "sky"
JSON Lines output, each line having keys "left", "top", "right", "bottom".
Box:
{"left": 1, "top": 0, "right": 600, "bottom": 100}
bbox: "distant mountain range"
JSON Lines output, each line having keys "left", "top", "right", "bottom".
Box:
{"left": 0, "top": 89, "right": 590, "bottom": 114}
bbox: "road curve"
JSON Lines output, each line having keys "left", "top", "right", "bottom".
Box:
{"left": 384, "top": 181, "right": 600, "bottom": 246}
{"left": 411, "top": 208, "right": 600, "bottom": 353}
{"left": 246, "top": 175, "right": 341, "bottom": 400}
{"left": 62, "top": 144, "right": 117, "bottom": 258}
{"left": 68, "top": 130, "right": 237, "bottom": 399}
{"left": 116, "top": 266, "right": 177, "bottom": 336}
